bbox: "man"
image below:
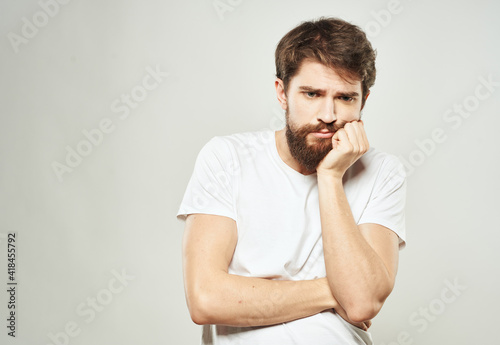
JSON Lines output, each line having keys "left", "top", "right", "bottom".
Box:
{"left": 177, "top": 17, "right": 406, "bottom": 345}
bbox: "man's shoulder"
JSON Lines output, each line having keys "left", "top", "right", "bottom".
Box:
{"left": 361, "top": 146, "right": 400, "bottom": 164}
{"left": 357, "top": 146, "right": 406, "bottom": 180}
{"left": 211, "top": 129, "right": 274, "bottom": 144}
{"left": 203, "top": 129, "right": 275, "bottom": 153}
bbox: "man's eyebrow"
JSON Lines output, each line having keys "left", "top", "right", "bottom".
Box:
{"left": 298, "top": 86, "right": 325, "bottom": 93}
{"left": 338, "top": 91, "right": 360, "bottom": 98}
{"left": 298, "top": 86, "right": 359, "bottom": 97}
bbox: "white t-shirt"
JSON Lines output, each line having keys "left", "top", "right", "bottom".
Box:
{"left": 177, "top": 129, "right": 407, "bottom": 345}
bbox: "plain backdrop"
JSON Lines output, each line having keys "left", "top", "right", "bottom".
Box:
{"left": 1, "top": 0, "right": 499, "bottom": 344}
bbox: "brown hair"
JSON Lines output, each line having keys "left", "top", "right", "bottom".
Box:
{"left": 275, "top": 17, "right": 376, "bottom": 106}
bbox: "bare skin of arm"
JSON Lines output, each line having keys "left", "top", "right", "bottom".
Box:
{"left": 317, "top": 121, "right": 400, "bottom": 323}
{"left": 182, "top": 213, "right": 371, "bottom": 329}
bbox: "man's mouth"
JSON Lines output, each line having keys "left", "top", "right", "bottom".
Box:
{"left": 311, "top": 130, "right": 334, "bottom": 139}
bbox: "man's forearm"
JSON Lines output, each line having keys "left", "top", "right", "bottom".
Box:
{"left": 317, "top": 173, "right": 393, "bottom": 322}
{"left": 188, "top": 274, "right": 336, "bottom": 327}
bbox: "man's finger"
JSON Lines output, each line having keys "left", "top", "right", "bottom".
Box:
{"left": 351, "top": 123, "right": 367, "bottom": 152}
{"left": 342, "top": 123, "right": 359, "bottom": 152}
{"left": 349, "top": 122, "right": 364, "bottom": 151}
{"left": 336, "top": 128, "right": 351, "bottom": 150}
{"left": 331, "top": 130, "right": 340, "bottom": 149}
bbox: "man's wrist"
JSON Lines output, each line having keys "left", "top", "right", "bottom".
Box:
{"left": 315, "top": 277, "right": 338, "bottom": 310}
{"left": 316, "top": 171, "right": 344, "bottom": 185}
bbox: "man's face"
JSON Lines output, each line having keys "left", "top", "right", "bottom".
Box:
{"left": 278, "top": 59, "right": 366, "bottom": 172}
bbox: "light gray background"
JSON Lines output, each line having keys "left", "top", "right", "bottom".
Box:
{"left": 1, "top": 0, "right": 499, "bottom": 344}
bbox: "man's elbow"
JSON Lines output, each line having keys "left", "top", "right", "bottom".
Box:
{"left": 346, "top": 300, "right": 384, "bottom": 323}
{"left": 350, "top": 278, "right": 395, "bottom": 322}
{"left": 345, "top": 289, "right": 392, "bottom": 322}
{"left": 189, "top": 306, "right": 209, "bottom": 325}
{"left": 187, "top": 291, "right": 215, "bottom": 325}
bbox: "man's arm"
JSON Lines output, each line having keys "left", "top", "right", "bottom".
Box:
{"left": 182, "top": 213, "right": 370, "bottom": 328}
{"left": 318, "top": 177, "right": 399, "bottom": 322}
{"left": 316, "top": 121, "right": 400, "bottom": 323}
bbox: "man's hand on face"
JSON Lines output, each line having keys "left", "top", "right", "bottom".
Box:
{"left": 316, "top": 120, "right": 369, "bottom": 179}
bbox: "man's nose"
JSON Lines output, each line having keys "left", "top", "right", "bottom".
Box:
{"left": 317, "top": 98, "right": 336, "bottom": 123}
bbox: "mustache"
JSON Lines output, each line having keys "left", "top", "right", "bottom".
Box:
{"left": 302, "top": 122, "right": 344, "bottom": 133}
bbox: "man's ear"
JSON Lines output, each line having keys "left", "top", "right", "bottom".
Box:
{"left": 275, "top": 78, "right": 288, "bottom": 111}
{"left": 360, "top": 90, "right": 370, "bottom": 111}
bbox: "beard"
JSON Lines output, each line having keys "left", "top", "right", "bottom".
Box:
{"left": 285, "top": 112, "right": 341, "bottom": 172}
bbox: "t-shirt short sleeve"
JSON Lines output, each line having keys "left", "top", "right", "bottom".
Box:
{"left": 358, "top": 155, "right": 407, "bottom": 250}
{"left": 176, "top": 137, "right": 237, "bottom": 222}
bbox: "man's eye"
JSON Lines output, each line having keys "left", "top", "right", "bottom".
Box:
{"left": 306, "top": 92, "right": 317, "bottom": 98}
{"left": 340, "top": 96, "right": 354, "bottom": 102}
